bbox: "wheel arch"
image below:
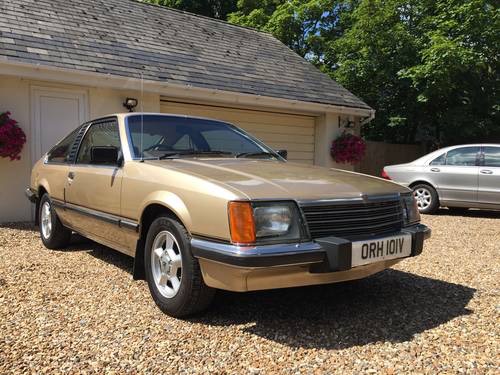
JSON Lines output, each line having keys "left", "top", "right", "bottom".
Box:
{"left": 409, "top": 180, "right": 437, "bottom": 190}
{"left": 133, "top": 199, "right": 190, "bottom": 281}
{"left": 35, "top": 183, "right": 50, "bottom": 226}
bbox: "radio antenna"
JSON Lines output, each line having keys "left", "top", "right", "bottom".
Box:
{"left": 140, "top": 72, "right": 144, "bottom": 162}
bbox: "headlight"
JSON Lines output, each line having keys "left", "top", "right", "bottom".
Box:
{"left": 401, "top": 193, "right": 421, "bottom": 225}
{"left": 228, "top": 201, "right": 303, "bottom": 245}
{"left": 253, "top": 202, "right": 301, "bottom": 240}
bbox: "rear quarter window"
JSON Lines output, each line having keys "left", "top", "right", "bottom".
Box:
{"left": 46, "top": 126, "right": 81, "bottom": 163}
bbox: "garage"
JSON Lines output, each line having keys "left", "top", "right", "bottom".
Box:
{"left": 161, "top": 100, "right": 316, "bottom": 165}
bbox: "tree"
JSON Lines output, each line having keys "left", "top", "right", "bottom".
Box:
{"left": 228, "top": 1, "right": 354, "bottom": 59}
{"left": 328, "top": 0, "right": 499, "bottom": 145}
{"left": 146, "top": 0, "right": 500, "bottom": 145}
{"left": 144, "top": 0, "right": 238, "bottom": 19}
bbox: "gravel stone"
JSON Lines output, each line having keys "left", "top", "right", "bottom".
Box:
{"left": 0, "top": 210, "right": 499, "bottom": 373}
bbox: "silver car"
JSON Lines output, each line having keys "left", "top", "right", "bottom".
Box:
{"left": 383, "top": 144, "right": 500, "bottom": 213}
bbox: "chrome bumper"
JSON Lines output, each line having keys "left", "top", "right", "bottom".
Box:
{"left": 191, "top": 224, "right": 431, "bottom": 271}
{"left": 25, "top": 187, "right": 37, "bottom": 203}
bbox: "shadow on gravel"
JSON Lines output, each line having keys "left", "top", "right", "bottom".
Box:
{"left": 194, "top": 270, "right": 475, "bottom": 350}
{"left": 4, "top": 224, "right": 475, "bottom": 349}
{"left": 434, "top": 208, "right": 500, "bottom": 218}
{"left": 64, "top": 234, "right": 134, "bottom": 273}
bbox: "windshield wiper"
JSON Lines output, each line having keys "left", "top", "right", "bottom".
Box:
{"left": 159, "top": 150, "right": 233, "bottom": 160}
{"left": 236, "top": 151, "right": 275, "bottom": 159}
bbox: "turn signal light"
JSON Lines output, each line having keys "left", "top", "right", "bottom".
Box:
{"left": 381, "top": 169, "right": 391, "bottom": 180}
{"left": 228, "top": 201, "right": 256, "bottom": 244}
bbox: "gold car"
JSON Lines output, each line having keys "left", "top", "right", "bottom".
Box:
{"left": 26, "top": 113, "right": 430, "bottom": 317}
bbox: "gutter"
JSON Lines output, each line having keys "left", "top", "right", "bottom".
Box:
{"left": 0, "top": 59, "right": 373, "bottom": 117}
{"left": 360, "top": 110, "right": 376, "bottom": 126}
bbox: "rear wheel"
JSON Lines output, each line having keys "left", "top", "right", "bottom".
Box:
{"left": 412, "top": 184, "right": 439, "bottom": 214}
{"left": 39, "top": 193, "right": 72, "bottom": 249}
{"left": 144, "top": 215, "right": 215, "bottom": 317}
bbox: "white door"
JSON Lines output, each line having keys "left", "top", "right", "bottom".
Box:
{"left": 31, "top": 87, "right": 88, "bottom": 164}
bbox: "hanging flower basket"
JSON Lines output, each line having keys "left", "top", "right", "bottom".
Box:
{"left": 330, "top": 132, "right": 366, "bottom": 164}
{"left": 0, "top": 112, "right": 26, "bottom": 161}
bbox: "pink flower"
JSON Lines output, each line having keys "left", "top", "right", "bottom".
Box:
{"left": 330, "top": 133, "right": 366, "bottom": 164}
{"left": 0, "top": 112, "right": 26, "bottom": 161}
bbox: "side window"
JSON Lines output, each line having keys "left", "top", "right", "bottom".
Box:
{"left": 76, "top": 120, "right": 121, "bottom": 164}
{"left": 445, "top": 147, "right": 480, "bottom": 166}
{"left": 430, "top": 153, "right": 446, "bottom": 165}
{"left": 483, "top": 146, "right": 500, "bottom": 167}
{"left": 47, "top": 126, "right": 81, "bottom": 163}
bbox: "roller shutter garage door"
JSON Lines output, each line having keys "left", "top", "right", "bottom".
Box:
{"left": 160, "top": 101, "right": 316, "bottom": 164}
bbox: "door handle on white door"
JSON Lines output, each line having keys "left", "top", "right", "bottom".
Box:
{"left": 430, "top": 168, "right": 440, "bottom": 172}
{"left": 480, "top": 169, "right": 493, "bottom": 174}
{"left": 67, "top": 171, "right": 75, "bottom": 184}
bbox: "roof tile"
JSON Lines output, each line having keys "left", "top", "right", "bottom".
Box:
{"left": 0, "top": 0, "right": 370, "bottom": 110}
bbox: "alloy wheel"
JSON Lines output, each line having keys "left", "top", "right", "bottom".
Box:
{"left": 40, "top": 201, "right": 53, "bottom": 239}
{"left": 151, "top": 230, "right": 183, "bottom": 298}
{"left": 414, "top": 188, "right": 432, "bottom": 210}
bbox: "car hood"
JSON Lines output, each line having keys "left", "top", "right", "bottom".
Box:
{"left": 146, "top": 159, "right": 409, "bottom": 200}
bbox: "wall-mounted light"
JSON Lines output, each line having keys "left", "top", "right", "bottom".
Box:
{"left": 123, "top": 97, "right": 138, "bottom": 112}
{"left": 338, "top": 116, "right": 356, "bottom": 129}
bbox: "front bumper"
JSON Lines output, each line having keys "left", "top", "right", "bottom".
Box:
{"left": 191, "top": 224, "right": 431, "bottom": 291}
{"left": 25, "top": 187, "right": 37, "bottom": 203}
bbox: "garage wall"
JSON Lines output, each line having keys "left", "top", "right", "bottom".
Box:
{"left": 160, "top": 100, "right": 316, "bottom": 164}
{"left": 0, "top": 76, "right": 160, "bottom": 222}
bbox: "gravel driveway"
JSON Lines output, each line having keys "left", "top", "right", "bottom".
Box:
{"left": 1, "top": 211, "right": 498, "bottom": 374}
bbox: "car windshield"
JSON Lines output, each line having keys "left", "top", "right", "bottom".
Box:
{"left": 126, "top": 115, "right": 278, "bottom": 160}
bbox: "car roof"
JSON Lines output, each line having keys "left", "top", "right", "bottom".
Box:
{"left": 97, "top": 112, "right": 232, "bottom": 124}
{"left": 413, "top": 144, "right": 500, "bottom": 165}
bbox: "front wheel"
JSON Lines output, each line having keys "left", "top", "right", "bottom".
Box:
{"left": 38, "top": 193, "right": 72, "bottom": 249}
{"left": 144, "top": 216, "right": 215, "bottom": 317}
{"left": 412, "top": 184, "right": 439, "bottom": 214}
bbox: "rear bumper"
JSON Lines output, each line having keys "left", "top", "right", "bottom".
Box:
{"left": 191, "top": 224, "right": 431, "bottom": 291}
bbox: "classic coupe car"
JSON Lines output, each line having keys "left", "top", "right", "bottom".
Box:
{"left": 27, "top": 113, "right": 430, "bottom": 317}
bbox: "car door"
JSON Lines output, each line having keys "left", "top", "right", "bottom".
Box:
{"left": 64, "top": 118, "right": 129, "bottom": 251}
{"left": 478, "top": 146, "right": 500, "bottom": 207}
{"left": 428, "top": 146, "right": 480, "bottom": 204}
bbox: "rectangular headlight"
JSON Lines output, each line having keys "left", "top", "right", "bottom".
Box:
{"left": 253, "top": 202, "right": 301, "bottom": 241}
{"left": 401, "top": 193, "right": 421, "bottom": 225}
{"left": 228, "top": 201, "right": 303, "bottom": 245}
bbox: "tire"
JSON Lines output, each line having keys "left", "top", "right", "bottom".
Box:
{"left": 38, "top": 193, "right": 72, "bottom": 249}
{"left": 412, "top": 184, "right": 439, "bottom": 214}
{"left": 144, "top": 215, "right": 215, "bottom": 317}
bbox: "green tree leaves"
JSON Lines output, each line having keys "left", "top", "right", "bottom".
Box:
{"left": 144, "top": 0, "right": 499, "bottom": 145}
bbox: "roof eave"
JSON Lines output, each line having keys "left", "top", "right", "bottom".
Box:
{"left": 0, "top": 59, "right": 374, "bottom": 117}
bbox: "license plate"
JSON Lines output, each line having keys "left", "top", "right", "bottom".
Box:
{"left": 351, "top": 234, "right": 412, "bottom": 267}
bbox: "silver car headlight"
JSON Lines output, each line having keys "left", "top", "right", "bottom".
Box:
{"left": 253, "top": 202, "right": 302, "bottom": 242}
{"left": 401, "top": 193, "right": 421, "bottom": 225}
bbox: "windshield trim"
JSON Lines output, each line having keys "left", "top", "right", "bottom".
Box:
{"left": 124, "top": 114, "right": 284, "bottom": 162}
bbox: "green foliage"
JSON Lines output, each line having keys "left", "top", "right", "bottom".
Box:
{"left": 327, "top": 0, "right": 499, "bottom": 144}
{"left": 229, "top": 0, "right": 500, "bottom": 145}
{"left": 146, "top": 0, "right": 499, "bottom": 144}
{"left": 144, "top": 0, "right": 237, "bottom": 19}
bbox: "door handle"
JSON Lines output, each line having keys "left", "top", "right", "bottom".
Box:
{"left": 480, "top": 169, "right": 493, "bottom": 175}
{"left": 67, "top": 171, "right": 75, "bottom": 180}
{"left": 430, "top": 168, "right": 440, "bottom": 172}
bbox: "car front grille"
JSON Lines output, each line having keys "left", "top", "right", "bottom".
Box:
{"left": 300, "top": 199, "right": 404, "bottom": 240}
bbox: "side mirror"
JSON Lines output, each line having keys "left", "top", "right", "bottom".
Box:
{"left": 276, "top": 149, "right": 288, "bottom": 160}
{"left": 91, "top": 146, "right": 119, "bottom": 165}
